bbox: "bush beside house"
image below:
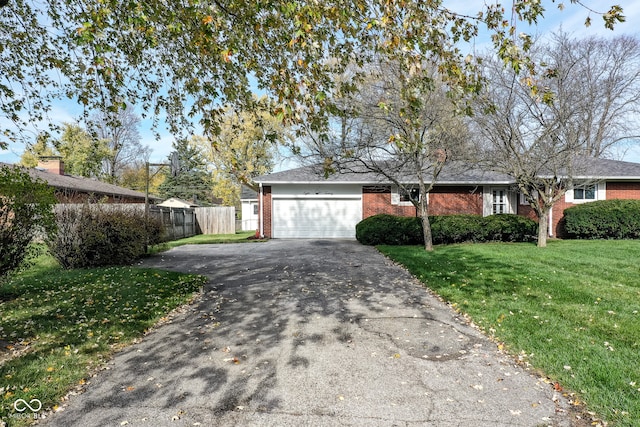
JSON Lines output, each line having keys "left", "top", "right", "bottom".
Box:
{"left": 563, "top": 199, "right": 640, "bottom": 239}
{"left": 48, "top": 204, "right": 164, "bottom": 269}
{"left": 356, "top": 214, "right": 537, "bottom": 246}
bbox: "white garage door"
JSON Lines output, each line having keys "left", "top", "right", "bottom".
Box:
{"left": 272, "top": 197, "right": 362, "bottom": 238}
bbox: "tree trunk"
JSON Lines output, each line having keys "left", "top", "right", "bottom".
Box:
{"left": 419, "top": 198, "right": 433, "bottom": 251}
{"left": 537, "top": 209, "right": 549, "bottom": 248}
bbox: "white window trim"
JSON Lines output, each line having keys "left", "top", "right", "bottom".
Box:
{"left": 392, "top": 185, "right": 423, "bottom": 206}
{"left": 565, "top": 182, "right": 606, "bottom": 204}
{"left": 483, "top": 186, "right": 517, "bottom": 216}
{"left": 519, "top": 190, "right": 538, "bottom": 206}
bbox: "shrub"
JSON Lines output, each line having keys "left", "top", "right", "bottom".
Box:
{"left": 563, "top": 199, "right": 640, "bottom": 239}
{"left": 356, "top": 213, "right": 537, "bottom": 246}
{"left": 47, "top": 204, "right": 165, "bottom": 268}
{"left": 482, "top": 214, "right": 538, "bottom": 242}
{"left": 431, "top": 214, "right": 482, "bottom": 244}
{"left": 355, "top": 214, "right": 422, "bottom": 246}
{"left": 0, "top": 165, "right": 56, "bottom": 281}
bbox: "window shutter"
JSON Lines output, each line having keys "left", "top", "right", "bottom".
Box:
{"left": 391, "top": 186, "right": 400, "bottom": 205}
{"left": 598, "top": 182, "right": 606, "bottom": 200}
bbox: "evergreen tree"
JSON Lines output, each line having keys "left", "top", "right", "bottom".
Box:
{"left": 157, "top": 138, "right": 214, "bottom": 205}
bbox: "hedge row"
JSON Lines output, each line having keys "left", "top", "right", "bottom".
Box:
{"left": 47, "top": 205, "right": 165, "bottom": 269}
{"left": 356, "top": 214, "right": 537, "bottom": 246}
{"left": 563, "top": 199, "right": 640, "bottom": 239}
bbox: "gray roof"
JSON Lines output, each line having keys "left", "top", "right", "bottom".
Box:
{"left": 240, "top": 185, "right": 258, "bottom": 200}
{"left": 256, "top": 157, "right": 640, "bottom": 185}
{"left": 256, "top": 162, "right": 514, "bottom": 185}
{"left": 1, "top": 162, "right": 157, "bottom": 200}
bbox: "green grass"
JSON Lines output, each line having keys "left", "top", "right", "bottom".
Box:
{"left": 379, "top": 240, "right": 640, "bottom": 426}
{"left": 148, "top": 231, "right": 264, "bottom": 254}
{"left": 0, "top": 254, "right": 207, "bottom": 426}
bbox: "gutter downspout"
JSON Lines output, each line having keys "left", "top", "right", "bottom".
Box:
{"left": 548, "top": 205, "right": 554, "bottom": 238}
{"left": 259, "top": 182, "right": 264, "bottom": 238}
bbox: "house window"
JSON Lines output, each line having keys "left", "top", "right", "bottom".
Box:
{"left": 574, "top": 184, "right": 596, "bottom": 201}
{"left": 492, "top": 189, "right": 508, "bottom": 214}
{"left": 253, "top": 204, "right": 259, "bottom": 215}
{"left": 400, "top": 187, "right": 420, "bottom": 203}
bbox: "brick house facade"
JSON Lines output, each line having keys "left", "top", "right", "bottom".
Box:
{"left": 256, "top": 160, "right": 640, "bottom": 239}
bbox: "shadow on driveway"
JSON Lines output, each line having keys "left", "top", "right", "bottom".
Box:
{"left": 40, "top": 240, "right": 573, "bottom": 426}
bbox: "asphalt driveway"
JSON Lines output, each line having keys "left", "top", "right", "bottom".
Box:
{"left": 40, "top": 240, "right": 574, "bottom": 426}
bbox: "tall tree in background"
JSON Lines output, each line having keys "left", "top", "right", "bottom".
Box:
{"left": 469, "top": 33, "right": 640, "bottom": 247}
{"left": 19, "top": 123, "right": 109, "bottom": 178}
{"left": 157, "top": 138, "right": 213, "bottom": 205}
{"left": 0, "top": 1, "right": 624, "bottom": 151}
{"left": 196, "top": 104, "right": 288, "bottom": 207}
{"left": 119, "top": 162, "right": 164, "bottom": 195}
{"left": 56, "top": 123, "right": 110, "bottom": 177}
{"left": 89, "top": 106, "right": 150, "bottom": 184}
{"left": 19, "top": 133, "right": 56, "bottom": 167}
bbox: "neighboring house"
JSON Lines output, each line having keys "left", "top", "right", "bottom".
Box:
{"left": 240, "top": 185, "right": 259, "bottom": 231}
{"left": 254, "top": 158, "right": 640, "bottom": 239}
{"left": 158, "top": 197, "right": 200, "bottom": 208}
{"left": 1, "top": 157, "right": 159, "bottom": 203}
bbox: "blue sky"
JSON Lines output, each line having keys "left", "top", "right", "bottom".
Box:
{"left": 2, "top": 1, "right": 639, "bottom": 166}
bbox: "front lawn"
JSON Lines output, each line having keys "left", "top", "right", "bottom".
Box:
{"left": 0, "top": 255, "right": 206, "bottom": 425}
{"left": 148, "top": 231, "right": 264, "bottom": 253}
{"left": 379, "top": 240, "right": 640, "bottom": 427}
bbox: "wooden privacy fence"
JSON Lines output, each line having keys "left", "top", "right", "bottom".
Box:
{"left": 194, "top": 206, "right": 235, "bottom": 234}
{"left": 149, "top": 206, "right": 197, "bottom": 240}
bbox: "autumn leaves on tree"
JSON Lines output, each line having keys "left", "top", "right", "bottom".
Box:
{"left": 0, "top": 1, "right": 632, "bottom": 247}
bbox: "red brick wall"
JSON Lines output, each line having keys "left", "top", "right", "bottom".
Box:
{"left": 607, "top": 182, "right": 640, "bottom": 200}
{"left": 362, "top": 186, "right": 416, "bottom": 218}
{"left": 261, "top": 186, "right": 272, "bottom": 238}
{"left": 363, "top": 185, "right": 482, "bottom": 218}
{"left": 430, "top": 186, "right": 483, "bottom": 215}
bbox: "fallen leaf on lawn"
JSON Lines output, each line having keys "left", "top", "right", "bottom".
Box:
{"left": 553, "top": 382, "right": 563, "bottom": 391}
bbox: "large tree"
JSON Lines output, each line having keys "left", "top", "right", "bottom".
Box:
{"left": 157, "top": 138, "right": 214, "bottom": 205}
{"left": 0, "top": 1, "right": 624, "bottom": 150}
{"left": 470, "top": 33, "right": 640, "bottom": 247}
{"left": 56, "top": 123, "right": 110, "bottom": 177}
{"left": 300, "top": 59, "right": 470, "bottom": 251}
{"left": 20, "top": 123, "right": 110, "bottom": 178}
{"left": 89, "top": 106, "right": 150, "bottom": 184}
{"left": 196, "top": 104, "right": 288, "bottom": 206}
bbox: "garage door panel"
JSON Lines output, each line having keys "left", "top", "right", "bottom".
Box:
{"left": 273, "top": 198, "right": 361, "bottom": 239}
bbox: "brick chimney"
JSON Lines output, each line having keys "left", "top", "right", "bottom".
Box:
{"left": 38, "top": 156, "right": 65, "bottom": 175}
